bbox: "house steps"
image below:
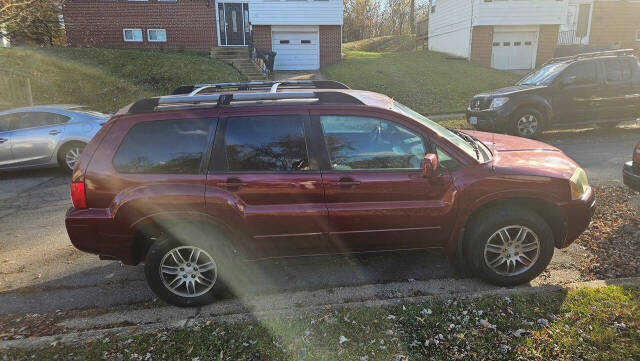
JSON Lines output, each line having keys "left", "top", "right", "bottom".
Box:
{"left": 210, "top": 47, "right": 267, "bottom": 81}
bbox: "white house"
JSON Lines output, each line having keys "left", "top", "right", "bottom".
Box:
{"left": 62, "top": 0, "right": 344, "bottom": 71}
{"left": 428, "top": 0, "right": 568, "bottom": 70}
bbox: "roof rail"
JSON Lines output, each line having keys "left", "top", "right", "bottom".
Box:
{"left": 171, "top": 80, "right": 350, "bottom": 95}
{"left": 543, "top": 48, "right": 636, "bottom": 66}
{"left": 128, "top": 90, "right": 363, "bottom": 114}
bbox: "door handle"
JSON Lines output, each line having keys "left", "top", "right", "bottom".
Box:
{"left": 0, "top": 138, "right": 7, "bottom": 144}
{"left": 49, "top": 130, "right": 61, "bottom": 135}
{"left": 217, "top": 178, "right": 248, "bottom": 189}
{"left": 329, "top": 178, "right": 361, "bottom": 187}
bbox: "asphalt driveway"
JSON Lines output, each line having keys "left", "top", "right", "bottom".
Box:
{"left": 0, "top": 124, "right": 638, "bottom": 315}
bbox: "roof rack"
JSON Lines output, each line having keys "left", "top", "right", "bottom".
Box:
{"left": 543, "top": 48, "right": 636, "bottom": 66}
{"left": 171, "top": 80, "right": 350, "bottom": 95}
{"left": 128, "top": 90, "right": 363, "bottom": 114}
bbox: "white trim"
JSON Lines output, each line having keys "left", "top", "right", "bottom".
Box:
{"left": 122, "top": 28, "right": 143, "bottom": 42}
{"left": 147, "top": 29, "right": 167, "bottom": 42}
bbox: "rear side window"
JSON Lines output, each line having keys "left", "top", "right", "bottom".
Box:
{"left": 113, "top": 118, "right": 212, "bottom": 174}
{"left": 603, "top": 59, "right": 632, "bottom": 82}
{"left": 222, "top": 115, "right": 309, "bottom": 172}
{"left": 9, "top": 112, "right": 70, "bottom": 130}
{"left": 562, "top": 62, "right": 597, "bottom": 85}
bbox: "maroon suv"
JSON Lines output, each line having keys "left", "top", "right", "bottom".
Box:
{"left": 65, "top": 81, "right": 595, "bottom": 306}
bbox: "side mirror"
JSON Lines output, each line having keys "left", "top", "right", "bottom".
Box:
{"left": 422, "top": 154, "right": 439, "bottom": 178}
{"left": 561, "top": 75, "right": 577, "bottom": 86}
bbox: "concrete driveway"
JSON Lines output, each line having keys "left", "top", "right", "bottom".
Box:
{"left": 0, "top": 125, "right": 638, "bottom": 315}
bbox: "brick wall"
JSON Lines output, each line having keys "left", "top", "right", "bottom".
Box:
{"left": 536, "top": 24, "right": 559, "bottom": 66}
{"left": 590, "top": 0, "right": 640, "bottom": 49}
{"left": 319, "top": 25, "right": 342, "bottom": 67}
{"left": 251, "top": 25, "right": 271, "bottom": 52}
{"left": 470, "top": 26, "right": 493, "bottom": 67}
{"left": 63, "top": 0, "right": 217, "bottom": 51}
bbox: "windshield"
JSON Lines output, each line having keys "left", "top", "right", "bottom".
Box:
{"left": 392, "top": 102, "right": 481, "bottom": 160}
{"left": 517, "top": 62, "right": 568, "bottom": 85}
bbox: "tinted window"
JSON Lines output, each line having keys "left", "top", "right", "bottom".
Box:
{"left": 320, "top": 115, "right": 425, "bottom": 170}
{"left": 604, "top": 59, "right": 632, "bottom": 82}
{"left": 223, "top": 115, "right": 309, "bottom": 172}
{"left": 113, "top": 118, "right": 211, "bottom": 174}
{"left": 562, "top": 62, "right": 597, "bottom": 85}
{"left": 0, "top": 114, "right": 14, "bottom": 132}
{"left": 9, "top": 112, "right": 70, "bottom": 130}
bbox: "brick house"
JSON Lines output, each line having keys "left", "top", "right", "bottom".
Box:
{"left": 428, "top": 0, "right": 567, "bottom": 70}
{"left": 62, "top": 0, "right": 343, "bottom": 70}
{"left": 559, "top": 0, "right": 640, "bottom": 50}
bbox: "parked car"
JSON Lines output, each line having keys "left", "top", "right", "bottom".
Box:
{"left": 467, "top": 49, "right": 640, "bottom": 138}
{"left": 623, "top": 141, "right": 640, "bottom": 191}
{"left": 65, "top": 81, "right": 595, "bottom": 306}
{"left": 0, "top": 105, "right": 109, "bottom": 173}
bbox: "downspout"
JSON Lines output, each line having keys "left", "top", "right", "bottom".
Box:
{"left": 468, "top": 0, "right": 475, "bottom": 60}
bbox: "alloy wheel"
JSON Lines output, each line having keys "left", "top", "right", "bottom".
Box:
{"left": 517, "top": 114, "right": 539, "bottom": 137}
{"left": 159, "top": 246, "right": 218, "bottom": 298}
{"left": 65, "top": 146, "right": 83, "bottom": 170}
{"left": 483, "top": 225, "right": 540, "bottom": 276}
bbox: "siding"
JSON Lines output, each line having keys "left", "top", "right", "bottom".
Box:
{"left": 474, "top": 0, "right": 568, "bottom": 26}
{"left": 249, "top": 0, "right": 343, "bottom": 26}
{"left": 589, "top": 0, "right": 640, "bottom": 49}
{"left": 428, "top": 0, "right": 473, "bottom": 58}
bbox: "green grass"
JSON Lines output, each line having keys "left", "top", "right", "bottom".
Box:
{"left": 7, "top": 285, "right": 638, "bottom": 360}
{"left": 324, "top": 37, "right": 521, "bottom": 115}
{"left": 343, "top": 35, "right": 419, "bottom": 53}
{"left": 0, "top": 47, "right": 244, "bottom": 113}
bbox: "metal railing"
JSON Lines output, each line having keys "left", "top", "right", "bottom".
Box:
{"left": 558, "top": 29, "right": 583, "bottom": 46}
{"left": 247, "top": 33, "right": 277, "bottom": 79}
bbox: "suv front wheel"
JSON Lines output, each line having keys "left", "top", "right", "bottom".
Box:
{"left": 511, "top": 108, "right": 544, "bottom": 139}
{"left": 465, "top": 206, "right": 554, "bottom": 286}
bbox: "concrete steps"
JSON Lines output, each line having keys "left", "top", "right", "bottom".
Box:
{"left": 210, "top": 47, "right": 267, "bottom": 80}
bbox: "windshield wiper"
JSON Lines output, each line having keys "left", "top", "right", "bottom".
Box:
{"left": 448, "top": 128, "right": 480, "bottom": 160}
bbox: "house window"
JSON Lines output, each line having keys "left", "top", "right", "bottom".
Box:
{"left": 147, "top": 29, "right": 167, "bottom": 42}
{"left": 123, "top": 29, "right": 143, "bottom": 42}
{"left": 431, "top": 0, "right": 436, "bottom": 14}
{"left": 301, "top": 40, "right": 311, "bottom": 44}
{"left": 492, "top": 42, "right": 500, "bottom": 46}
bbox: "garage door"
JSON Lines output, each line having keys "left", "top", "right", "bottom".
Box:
{"left": 491, "top": 31, "right": 538, "bottom": 70}
{"left": 272, "top": 29, "right": 319, "bottom": 71}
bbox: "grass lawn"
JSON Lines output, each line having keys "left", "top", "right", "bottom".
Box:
{"left": 0, "top": 47, "right": 244, "bottom": 113}
{"left": 8, "top": 285, "right": 638, "bottom": 360}
{"left": 324, "top": 36, "right": 521, "bottom": 115}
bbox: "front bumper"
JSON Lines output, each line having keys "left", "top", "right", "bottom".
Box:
{"left": 466, "top": 106, "right": 512, "bottom": 132}
{"left": 559, "top": 186, "right": 596, "bottom": 248}
{"left": 623, "top": 161, "right": 640, "bottom": 192}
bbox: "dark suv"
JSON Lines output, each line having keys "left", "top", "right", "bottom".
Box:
{"left": 467, "top": 49, "right": 640, "bottom": 138}
{"left": 66, "top": 81, "right": 595, "bottom": 306}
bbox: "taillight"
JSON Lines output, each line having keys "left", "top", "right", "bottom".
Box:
{"left": 70, "top": 181, "right": 87, "bottom": 209}
{"left": 634, "top": 141, "right": 640, "bottom": 164}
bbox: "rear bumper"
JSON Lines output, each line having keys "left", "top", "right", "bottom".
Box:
{"left": 558, "top": 186, "right": 596, "bottom": 248}
{"left": 623, "top": 161, "right": 640, "bottom": 192}
{"left": 65, "top": 207, "right": 136, "bottom": 264}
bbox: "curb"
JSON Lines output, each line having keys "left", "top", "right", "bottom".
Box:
{"left": 1, "top": 276, "right": 639, "bottom": 351}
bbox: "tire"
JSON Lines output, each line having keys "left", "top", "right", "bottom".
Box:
{"left": 58, "top": 142, "right": 86, "bottom": 173}
{"left": 144, "top": 225, "right": 242, "bottom": 307}
{"left": 463, "top": 206, "right": 554, "bottom": 286}
{"left": 511, "top": 108, "right": 545, "bottom": 139}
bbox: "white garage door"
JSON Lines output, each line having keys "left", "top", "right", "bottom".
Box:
{"left": 272, "top": 28, "right": 319, "bottom": 71}
{"left": 491, "top": 31, "right": 538, "bottom": 70}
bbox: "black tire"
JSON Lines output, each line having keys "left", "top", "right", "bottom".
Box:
{"left": 58, "top": 142, "right": 86, "bottom": 173}
{"left": 144, "top": 224, "right": 244, "bottom": 307}
{"left": 511, "top": 108, "right": 545, "bottom": 139}
{"left": 463, "top": 206, "right": 554, "bottom": 286}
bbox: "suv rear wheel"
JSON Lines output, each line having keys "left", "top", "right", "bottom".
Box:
{"left": 464, "top": 206, "right": 554, "bottom": 286}
{"left": 511, "top": 108, "right": 544, "bottom": 139}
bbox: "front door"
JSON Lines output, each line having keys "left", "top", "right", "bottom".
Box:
{"left": 224, "top": 3, "right": 244, "bottom": 45}
{"left": 315, "top": 113, "right": 456, "bottom": 253}
{"left": 0, "top": 114, "right": 13, "bottom": 168}
{"left": 7, "top": 111, "right": 69, "bottom": 167}
{"left": 553, "top": 60, "right": 601, "bottom": 123}
{"left": 206, "top": 112, "right": 329, "bottom": 259}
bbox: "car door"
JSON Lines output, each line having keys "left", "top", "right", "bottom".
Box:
{"left": 553, "top": 60, "right": 600, "bottom": 123}
{"left": 8, "top": 111, "right": 70, "bottom": 167}
{"left": 205, "top": 111, "right": 329, "bottom": 259}
{"left": 0, "top": 114, "right": 14, "bottom": 167}
{"left": 314, "top": 111, "right": 456, "bottom": 253}
{"left": 599, "top": 58, "right": 635, "bottom": 120}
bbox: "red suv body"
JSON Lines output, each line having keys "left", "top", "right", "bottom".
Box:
{"left": 65, "top": 82, "right": 595, "bottom": 306}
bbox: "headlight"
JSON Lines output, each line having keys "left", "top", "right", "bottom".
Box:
{"left": 569, "top": 168, "right": 589, "bottom": 200}
{"left": 489, "top": 97, "right": 510, "bottom": 109}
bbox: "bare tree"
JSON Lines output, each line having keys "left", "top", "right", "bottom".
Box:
{"left": 1, "top": 0, "right": 65, "bottom": 46}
